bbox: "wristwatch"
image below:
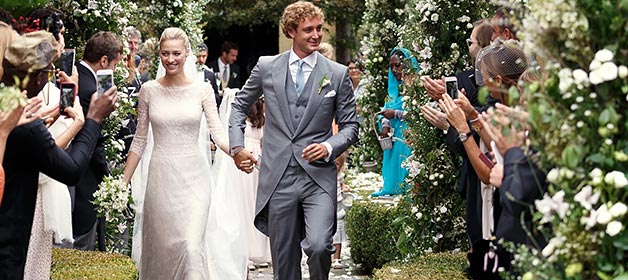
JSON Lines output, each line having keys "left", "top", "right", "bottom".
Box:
{"left": 458, "top": 131, "right": 473, "bottom": 142}
{"left": 230, "top": 146, "right": 244, "bottom": 156}
{"left": 471, "top": 120, "right": 483, "bottom": 132}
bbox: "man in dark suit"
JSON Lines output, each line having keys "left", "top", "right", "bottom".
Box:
{"left": 0, "top": 30, "right": 118, "bottom": 278}
{"left": 197, "top": 43, "right": 221, "bottom": 108}
{"left": 207, "top": 41, "right": 241, "bottom": 89}
{"left": 72, "top": 31, "right": 123, "bottom": 251}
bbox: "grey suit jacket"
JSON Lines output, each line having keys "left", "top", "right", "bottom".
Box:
{"left": 229, "top": 51, "right": 358, "bottom": 234}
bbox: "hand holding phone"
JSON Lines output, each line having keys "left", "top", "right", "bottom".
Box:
{"left": 444, "top": 76, "right": 458, "bottom": 99}
{"left": 54, "top": 49, "right": 75, "bottom": 76}
{"left": 59, "top": 83, "right": 77, "bottom": 115}
{"left": 96, "top": 69, "right": 114, "bottom": 96}
{"left": 479, "top": 152, "right": 495, "bottom": 169}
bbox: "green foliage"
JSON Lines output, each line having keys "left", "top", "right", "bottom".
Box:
{"left": 0, "top": 0, "right": 47, "bottom": 16}
{"left": 51, "top": 248, "right": 138, "bottom": 279}
{"left": 346, "top": 201, "right": 403, "bottom": 274}
{"left": 47, "top": 0, "right": 136, "bottom": 50}
{"left": 373, "top": 252, "right": 468, "bottom": 280}
{"left": 375, "top": 0, "right": 491, "bottom": 260}
{"left": 501, "top": 0, "right": 628, "bottom": 278}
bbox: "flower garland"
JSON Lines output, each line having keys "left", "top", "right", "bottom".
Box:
{"left": 352, "top": 0, "right": 406, "bottom": 168}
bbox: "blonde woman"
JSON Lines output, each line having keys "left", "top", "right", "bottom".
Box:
{"left": 123, "top": 27, "right": 229, "bottom": 279}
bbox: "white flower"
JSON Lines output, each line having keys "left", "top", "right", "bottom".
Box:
{"left": 430, "top": 13, "right": 439, "bottom": 22}
{"left": 572, "top": 69, "right": 589, "bottom": 85}
{"left": 594, "top": 49, "right": 614, "bottom": 63}
{"left": 411, "top": 206, "right": 418, "bottom": 213}
{"left": 610, "top": 202, "right": 628, "bottom": 217}
{"left": 541, "top": 239, "right": 556, "bottom": 257}
{"left": 599, "top": 62, "right": 618, "bottom": 81}
{"left": 591, "top": 168, "right": 604, "bottom": 185}
{"left": 590, "top": 59, "right": 602, "bottom": 71}
{"left": 580, "top": 208, "right": 598, "bottom": 230}
{"left": 415, "top": 212, "right": 423, "bottom": 219}
{"left": 439, "top": 206, "right": 447, "bottom": 213}
{"left": 597, "top": 204, "right": 612, "bottom": 225}
{"left": 574, "top": 185, "right": 600, "bottom": 210}
{"left": 535, "top": 191, "right": 569, "bottom": 223}
{"left": 606, "top": 221, "right": 623, "bottom": 236}
{"left": 466, "top": 23, "right": 473, "bottom": 29}
{"left": 604, "top": 171, "right": 628, "bottom": 188}
{"left": 457, "top": 15, "right": 471, "bottom": 22}
{"left": 589, "top": 70, "right": 604, "bottom": 85}
{"left": 619, "top": 65, "right": 628, "bottom": 79}
{"left": 560, "top": 168, "right": 575, "bottom": 179}
{"left": 546, "top": 168, "right": 560, "bottom": 183}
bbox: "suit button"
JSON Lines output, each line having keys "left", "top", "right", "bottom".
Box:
{"left": 295, "top": 115, "right": 300, "bottom": 119}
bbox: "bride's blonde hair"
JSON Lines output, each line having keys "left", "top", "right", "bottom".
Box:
{"left": 159, "top": 27, "right": 190, "bottom": 52}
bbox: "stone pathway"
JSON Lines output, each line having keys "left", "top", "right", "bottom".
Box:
{"left": 250, "top": 243, "right": 371, "bottom": 280}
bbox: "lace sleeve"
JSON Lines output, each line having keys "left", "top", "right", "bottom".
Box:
{"left": 129, "top": 86, "right": 149, "bottom": 156}
{"left": 201, "top": 83, "right": 228, "bottom": 153}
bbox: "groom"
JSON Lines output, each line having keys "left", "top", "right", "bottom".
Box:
{"left": 228, "top": 2, "right": 358, "bottom": 279}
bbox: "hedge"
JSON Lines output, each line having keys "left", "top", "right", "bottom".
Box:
{"left": 374, "top": 252, "right": 467, "bottom": 280}
{"left": 346, "top": 200, "right": 402, "bottom": 274}
{"left": 51, "top": 248, "right": 138, "bottom": 279}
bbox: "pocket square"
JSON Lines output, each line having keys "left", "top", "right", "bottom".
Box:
{"left": 324, "top": 90, "right": 336, "bottom": 98}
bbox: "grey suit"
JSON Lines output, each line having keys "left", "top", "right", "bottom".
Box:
{"left": 229, "top": 51, "right": 358, "bottom": 279}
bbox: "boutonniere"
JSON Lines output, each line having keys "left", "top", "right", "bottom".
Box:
{"left": 232, "top": 73, "right": 238, "bottom": 79}
{"left": 317, "top": 75, "right": 331, "bottom": 95}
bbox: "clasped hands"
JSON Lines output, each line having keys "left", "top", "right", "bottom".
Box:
{"left": 233, "top": 143, "right": 329, "bottom": 174}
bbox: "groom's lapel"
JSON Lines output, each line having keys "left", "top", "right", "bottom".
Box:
{"left": 271, "top": 52, "right": 295, "bottom": 135}
{"left": 295, "top": 53, "right": 331, "bottom": 137}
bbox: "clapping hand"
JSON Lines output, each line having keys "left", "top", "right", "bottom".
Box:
{"left": 478, "top": 103, "right": 529, "bottom": 155}
{"left": 453, "top": 89, "right": 479, "bottom": 120}
{"left": 420, "top": 105, "right": 449, "bottom": 131}
{"left": 421, "top": 76, "right": 445, "bottom": 101}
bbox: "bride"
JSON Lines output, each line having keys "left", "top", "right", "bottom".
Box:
{"left": 123, "top": 27, "right": 234, "bottom": 279}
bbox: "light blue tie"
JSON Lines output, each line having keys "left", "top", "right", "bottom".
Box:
{"left": 295, "top": 60, "right": 304, "bottom": 97}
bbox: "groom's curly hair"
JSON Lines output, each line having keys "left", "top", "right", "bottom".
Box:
{"left": 280, "top": 1, "right": 324, "bottom": 39}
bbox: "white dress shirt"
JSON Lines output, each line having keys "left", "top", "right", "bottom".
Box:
{"left": 288, "top": 49, "right": 317, "bottom": 86}
{"left": 287, "top": 49, "right": 332, "bottom": 161}
{"left": 217, "top": 58, "right": 229, "bottom": 80}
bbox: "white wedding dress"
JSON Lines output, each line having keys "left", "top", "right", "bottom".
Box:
{"left": 206, "top": 89, "right": 272, "bottom": 278}
{"left": 129, "top": 80, "right": 227, "bottom": 279}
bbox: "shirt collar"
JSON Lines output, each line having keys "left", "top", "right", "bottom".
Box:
{"left": 289, "top": 48, "right": 317, "bottom": 68}
{"left": 80, "top": 60, "right": 97, "bottom": 82}
{"left": 218, "top": 58, "right": 227, "bottom": 69}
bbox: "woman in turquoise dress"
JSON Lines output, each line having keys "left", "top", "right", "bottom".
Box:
{"left": 371, "top": 48, "right": 418, "bottom": 197}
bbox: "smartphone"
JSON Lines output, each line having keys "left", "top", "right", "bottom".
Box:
{"left": 479, "top": 152, "right": 495, "bottom": 169}
{"left": 59, "top": 83, "right": 77, "bottom": 115}
{"left": 445, "top": 76, "right": 458, "bottom": 99}
{"left": 96, "top": 69, "right": 114, "bottom": 96}
{"left": 54, "top": 49, "right": 75, "bottom": 76}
